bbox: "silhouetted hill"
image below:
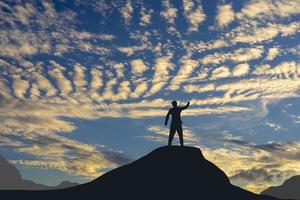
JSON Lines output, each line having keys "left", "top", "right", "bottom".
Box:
{"left": 53, "top": 181, "right": 78, "bottom": 189}
{"left": 261, "top": 175, "right": 300, "bottom": 199}
{"left": 0, "top": 154, "right": 78, "bottom": 190}
{"left": 0, "top": 146, "right": 279, "bottom": 199}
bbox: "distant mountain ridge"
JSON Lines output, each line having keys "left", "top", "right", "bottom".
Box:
{"left": 261, "top": 175, "right": 300, "bottom": 199}
{"left": 0, "top": 154, "right": 78, "bottom": 190}
{"left": 0, "top": 146, "right": 279, "bottom": 199}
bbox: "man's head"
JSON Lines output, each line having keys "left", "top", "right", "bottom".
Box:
{"left": 171, "top": 100, "right": 177, "bottom": 107}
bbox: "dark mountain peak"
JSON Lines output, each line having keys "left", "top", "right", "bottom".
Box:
{"left": 69, "top": 146, "right": 276, "bottom": 200}
{"left": 261, "top": 175, "right": 300, "bottom": 199}
{"left": 1, "top": 146, "right": 278, "bottom": 200}
{"left": 144, "top": 145, "right": 205, "bottom": 159}
{"left": 131, "top": 145, "right": 206, "bottom": 165}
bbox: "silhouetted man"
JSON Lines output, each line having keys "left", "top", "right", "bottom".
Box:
{"left": 165, "top": 101, "right": 190, "bottom": 146}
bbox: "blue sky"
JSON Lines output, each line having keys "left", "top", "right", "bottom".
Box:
{"left": 0, "top": 0, "right": 300, "bottom": 193}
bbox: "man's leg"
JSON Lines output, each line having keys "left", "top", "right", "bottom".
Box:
{"left": 177, "top": 124, "right": 184, "bottom": 146}
{"left": 168, "top": 124, "right": 176, "bottom": 146}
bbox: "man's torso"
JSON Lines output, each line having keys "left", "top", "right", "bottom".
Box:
{"left": 169, "top": 107, "right": 182, "bottom": 124}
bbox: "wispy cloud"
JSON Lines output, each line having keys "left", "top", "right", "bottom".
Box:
{"left": 216, "top": 4, "right": 235, "bottom": 28}
{"left": 168, "top": 58, "right": 198, "bottom": 90}
{"left": 201, "top": 46, "right": 264, "bottom": 65}
{"left": 182, "top": 0, "right": 206, "bottom": 32}
{"left": 266, "top": 47, "right": 280, "bottom": 60}
{"left": 144, "top": 56, "right": 174, "bottom": 97}
{"left": 120, "top": 0, "right": 134, "bottom": 25}
{"left": 200, "top": 138, "right": 300, "bottom": 193}
{"left": 12, "top": 77, "right": 29, "bottom": 99}
{"left": 160, "top": 0, "right": 177, "bottom": 24}
{"left": 140, "top": 6, "right": 153, "bottom": 26}
{"left": 48, "top": 62, "right": 73, "bottom": 96}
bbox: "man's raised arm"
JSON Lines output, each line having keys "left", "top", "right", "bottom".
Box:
{"left": 181, "top": 101, "right": 190, "bottom": 110}
{"left": 165, "top": 110, "right": 171, "bottom": 126}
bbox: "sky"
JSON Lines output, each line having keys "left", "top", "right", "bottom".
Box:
{"left": 0, "top": 0, "right": 300, "bottom": 193}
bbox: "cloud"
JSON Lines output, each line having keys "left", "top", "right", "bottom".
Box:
{"left": 231, "top": 167, "right": 295, "bottom": 183}
{"left": 125, "top": 106, "right": 251, "bottom": 119}
{"left": 194, "top": 39, "right": 229, "bottom": 52}
{"left": 232, "top": 63, "right": 250, "bottom": 77}
{"left": 48, "top": 62, "right": 73, "bottom": 96}
{"left": 130, "top": 81, "right": 148, "bottom": 99}
{"left": 0, "top": 2, "right": 72, "bottom": 59}
{"left": 183, "top": 68, "right": 300, "bottom": 109}
{"left": 140, "top": 6, "right": 153, "bottom": 26}
{"left": 12, "top": 153, "right": 116, "bottom": 178}
{"left": 183, "top": 83, "right": 215, "bottom": 93}
{"left": 29, "top": 83, "right": 41, "bottom": 99}
{"left": 265, "top": 122, "right": 285, "bottom": 131}
{"left": 252, "top": 64, "right": 272, "bottom": 75}
{"left": 168, "top": 58, "right": 198, "bottom": 90}
{"left": 0, "top": 135, "right": 24, "bottom": 148}
{"left": 130, "top": 59, "right": 148, "bottom": 75}
{"left": 160, "top": 0, "right": 177, "bottom": 24}
{"left": 200, "top": 140, "right": 300, "bottom": 193}
{"left": 266, "top": 47, "right": 280, "bottom": 60}
{"left": 112, "top": 63, "right": 125, "bottom": 78}
{"left": 145, "top": 56, "right": 174, "bottom": 97}
{"left": 41, "top": 2, "right": 56, "bottom": 18}
{"left": 114, "top": 80, "right": 131, "bottom": 101}
{"left": 210, "top": 66, "right": 231, "bottom": 80}
{"left": 1, "top": 115, "right": 76, "bottom": 135}
{"left": 89, "top": 68, "right": 103, "bottom": 91}
{"left": 13, "top": 3, "right": 36, "bottom": 25}
{"left": 182, "top": 0, "right": 206, "bottom": 32}
{"left": 0, "top": 79, "right": 12, "bottom": 99}
{"left": 12, "top": 77, "right": 29, "bottom": 99}
{"left": 120, "top": 0, "right": 133, "bottom": 25}
{"left": 216, "top": 4, "right": 235, "bottom": 28}
{"left": 0, "top": 1, "right": 115, "bottom": 61}
{"left": 222, "top": 0, "right": 300, "bottom": 46}
{"left": 0, "top": 117, "right": 130, "bottom": 178}
{"left": 237, "top": 0, "right": 300, "bottom": 20}
{"left": 102, "top": 78, "right": 118, "bottom": 101}
{"left": 230, "top": 22, "right": 300, "bottom": 44}
{"left": 89, "top": 68, "right": 103, "bottom": 101}
{"left": 33, "top": 72, "right": 57, "bottom": 97}
{"left": 237, "top": 0, "right": 275, "bottom": 19}
{"left": 73, "top": 63, "right": 87, "bottom": 92}
{"left": 216, "top": 78, "right": 300, "bottom": 102}
{"left": 252, "top": 61, "right": 300, "bottom": 78}
{"left": 108, "top": 98, "right": 169, "bottom": 110}
{"left": 201, "top": 46, "right": 264, "bottom": 65}
{"left": 117, "top": 45, "right": 148, "bottom": 56}
{"left": 184, "top": 106, "right": 251, "bottom": 116}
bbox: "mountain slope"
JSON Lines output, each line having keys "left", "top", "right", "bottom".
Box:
{"left": 1, "top": 146, "right": 278, "bottom": 199}
{"left": 261, "top": 175, "right": 300, "bottom": 199}
{"left": 0, "top": 154, "right": 77, "bottom": 190}
{"left": 71, "top": 146, "right": 278, "bottom": 199}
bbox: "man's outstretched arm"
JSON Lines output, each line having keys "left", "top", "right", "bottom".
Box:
{"left": 165, "top": 110, "right": 171, "bottom": 126}
{"left": 181, "top": 101, "right": 190, "bottom": 110}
